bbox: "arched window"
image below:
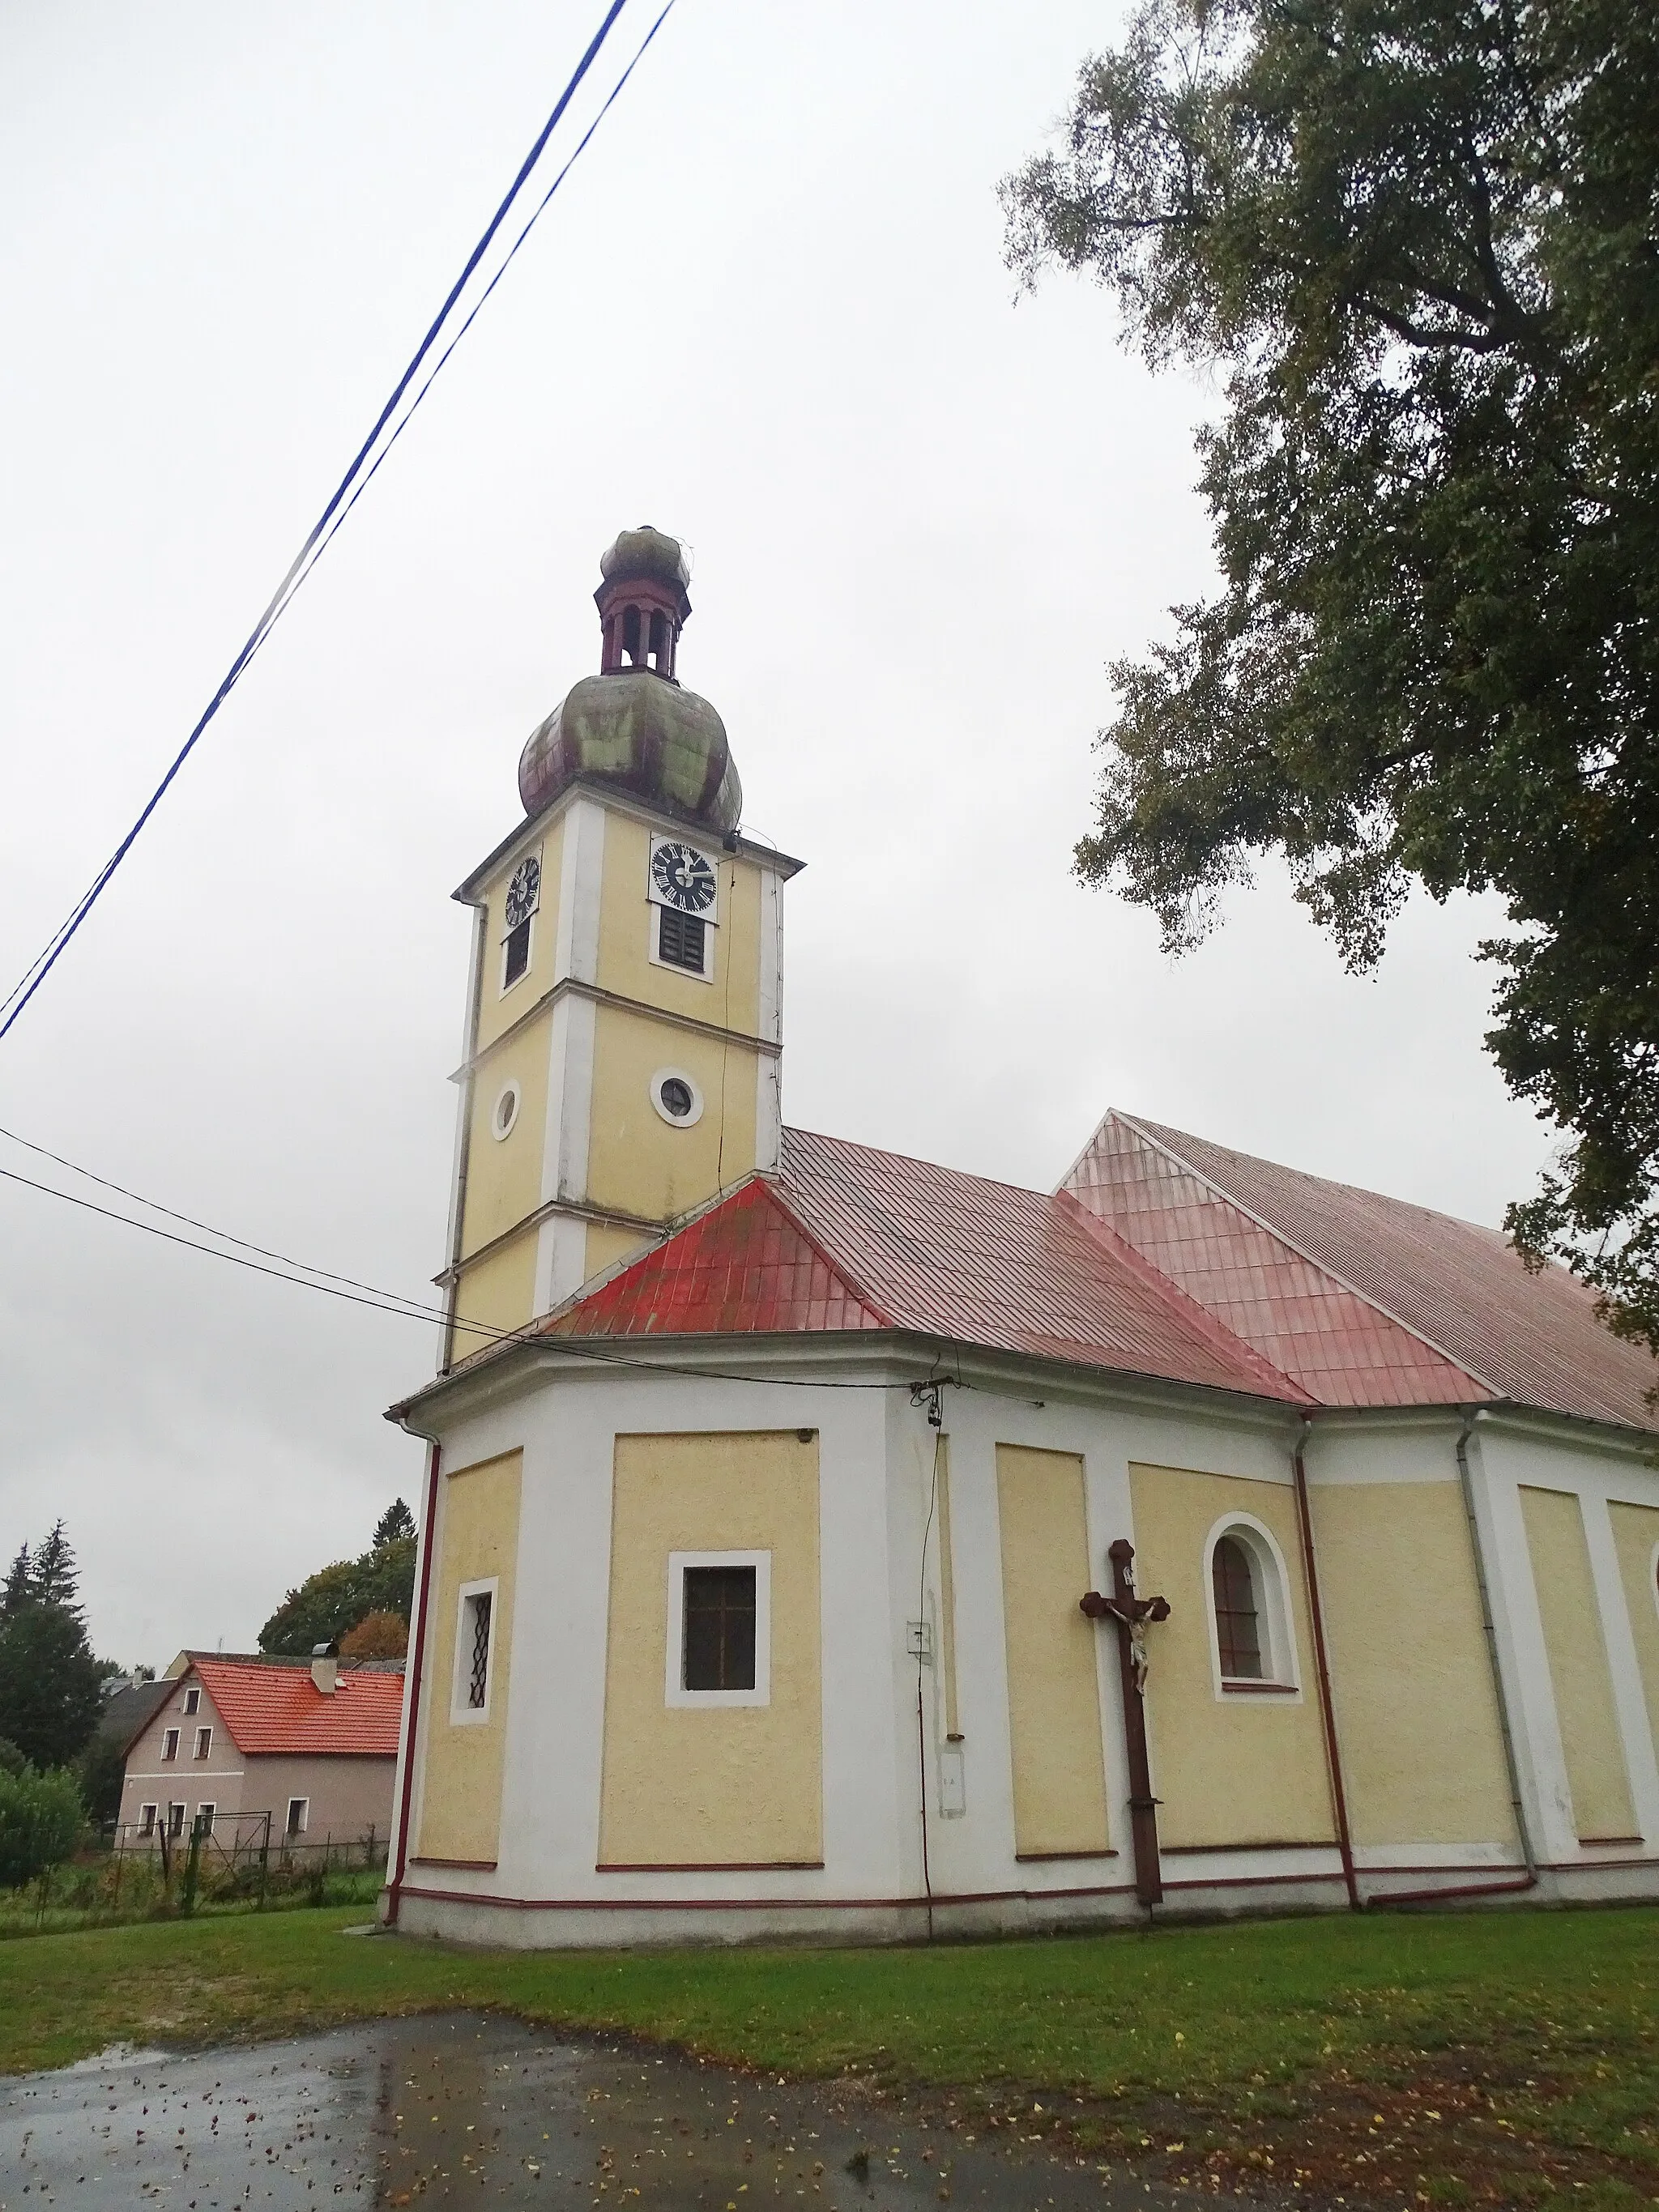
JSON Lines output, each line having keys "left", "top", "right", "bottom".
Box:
{"left": 1212, "top": 1536, "right": 1264, "bottom": 1680}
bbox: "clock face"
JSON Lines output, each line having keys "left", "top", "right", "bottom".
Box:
{"left": 650, "top": 840, "right": 717, "bottom": 914}
{"left": 505, "top": 853, "right": 541, "bottom": 931}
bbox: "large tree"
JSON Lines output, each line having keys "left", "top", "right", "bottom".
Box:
{"left": 258, "top": 1502, "right": 417, "bottom": 1656}
{"left": 0, "top": 1524, "right": 104, "bottom": 1770}
{"left": 1002, "top": 0, "right": 1659, "bottom": 1360}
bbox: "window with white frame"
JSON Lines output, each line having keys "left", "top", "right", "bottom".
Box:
{"left": 138, "top": 1804, "right": 157, "bottom": 1836}
{"left": 1205, "top": 1517, "right": 1299, "bottom": 1696}
{"left": 194, "top": 1725, "right": 211, "bottom": 1759}
{"left": 450, "top": 1580, "right": 498, "bottom": 1724}
{"left": 161, "top": 1727, "right": 180, "bottom": 1762}
{"left": 665, "top": 1551, "right": 771, "bottom": 1707}
{"left": 286, "top": 1797, "right": 308, "bottom": 1837}
{"left": 196, "top": 1803, "right": 215, "bottom": 1835}
{"left": 167, "top": 1801, "right": 186, "bottom": 1837}
{"left": 183, "top": 1686, "right": 201, "bottom": 1715}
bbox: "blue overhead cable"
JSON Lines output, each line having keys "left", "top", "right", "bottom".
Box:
{"left": 0, "top": 0, "right": 671, "bottom": 1043}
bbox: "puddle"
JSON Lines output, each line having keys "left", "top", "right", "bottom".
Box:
{"left": 0, "top": 2010, "right": 1212, "bottom": 2207}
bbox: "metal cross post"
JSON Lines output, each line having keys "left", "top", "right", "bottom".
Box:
{"left": 1081, "top": 1537, "right": 1171, "bottom": 1906}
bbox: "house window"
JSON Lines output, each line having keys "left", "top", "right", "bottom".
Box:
{"left": 665, "top": 1551, "right": 772, "bottom": 1707}
{"left": 194, "top": 1726, "right": 212, "bottom": 1759}
{"left": 501, "top": 915, "right": 531, "bottom": 990}
{"left": 195, "top": 1803, "right": 215, "bottom": 1835}
{"left": 167, "top": 1802, "right": 186, "bottom": 1837}
{"left": 657, "top": 906, "right": 706, "bottom": 975}
{"left": 450, "top": 1580, "right": 498, "bottom": 1724}
{"left": 161, "top": 1728, "right": 180, "bottom": 1762}
{"left": 183, "top": 1686, "right": 201, "bottom": 1715}
{"left": 286, "top": 1797, "right": 309, "bottom": 1837}
{"left": 138, "top": 1804, "right": 157, "bottom": 1837}
{"left": 1212, "top": 1536, "right": 1263, "bottom": 1679}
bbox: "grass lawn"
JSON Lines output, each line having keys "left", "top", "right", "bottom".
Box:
{"left": 0, "top": 1903, "right": 1654, "bottom": 2208}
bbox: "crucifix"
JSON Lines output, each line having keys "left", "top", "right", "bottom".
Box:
{"left": 1081, "top": 1537, "right": 1171, "bottom": 1906}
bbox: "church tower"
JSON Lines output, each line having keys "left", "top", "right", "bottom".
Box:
{"left": 438, "top": 527, "right": 802, "bottom": 1367}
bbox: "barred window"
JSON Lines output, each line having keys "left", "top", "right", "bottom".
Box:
{"left": 1212, "top": 1536, "right": 1264, "bottom": 1679}
{"left": 467, "top": 1591, "right": 493, "bottom": 1710}
{"left": 682, "top": 1566, "right": 757, "bottom": 1693}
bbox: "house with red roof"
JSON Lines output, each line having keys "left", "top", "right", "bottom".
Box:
{"left": 118, "top": 1652, "right": 403, "bottom": 1853}
{"left": 375, "top": 530, "right": 1659, "bottom": 1948}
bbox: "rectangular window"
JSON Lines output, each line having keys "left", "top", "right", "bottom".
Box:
{"left": 501, "top": 916, "right": 531, "bottom": 990}
{"left": 665, "top": 1550, "right": 771, "bottom": 1707}
{"left": 183, "top": 1686, "right": 201, "bottom": 1715}
{"left": 138, "top": 1804, "right": 156, "bottom": 1837}
{"left": 683, "top": 1566, "right": 756, "bottom": 1690}
{"left": 195, "top": 1803, "right": 215, "bottom": 1835}
{"left": 286, "top": 1797, "right": 308, "bottom": 1837}
{"left": 657, "top": 906, "right": 707, "bottom": 974}
{"left": 161, "top": 1728, "right": 179, "bottom": 1762}
{"left": 167, "top": 1802, "right": 186, "bottom": 1838}
{"left": 194, "top": 1726, "right": 212, "bottom": 1759}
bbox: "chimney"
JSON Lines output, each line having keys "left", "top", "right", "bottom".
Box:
{"left": 310, "top": 1643, "right": 338, "bottom": 1696}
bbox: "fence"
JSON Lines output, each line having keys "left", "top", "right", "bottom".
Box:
{"left": 100, "top": 1811, "right": 387, "bottom": 1914}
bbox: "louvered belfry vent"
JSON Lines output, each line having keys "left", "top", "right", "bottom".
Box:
{"left": 658, "top": 906, "right": 706, "bottom": 974}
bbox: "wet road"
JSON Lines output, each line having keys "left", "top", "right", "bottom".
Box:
{"left": 0, "top": 2011, "right": 1209, "bottom": 2210}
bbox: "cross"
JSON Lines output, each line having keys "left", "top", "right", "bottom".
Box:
{"left": 1081, "top": 1537, "right": 1171, "bottom": 1907}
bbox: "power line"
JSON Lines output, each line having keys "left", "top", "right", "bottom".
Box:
{"left": 0, "top": 1156, "right": 951, "bottom": 1396}
{"left": 0, "top": 0, "right": 655, "bottom": 1044}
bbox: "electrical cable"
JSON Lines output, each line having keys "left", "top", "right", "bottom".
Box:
{"left": 0, "top": 1157, "right": 964, "bottom": 1395}
{"left": 0, "top": 0, "right": 651, "bottom": 1044}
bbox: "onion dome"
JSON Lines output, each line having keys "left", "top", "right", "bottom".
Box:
{"left": 517, "top": 527, "right": 741, "bottom": 834}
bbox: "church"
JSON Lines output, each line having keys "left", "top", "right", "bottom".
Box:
{"left": 380, "top": 527, "right": 1659, "bottom": 1946}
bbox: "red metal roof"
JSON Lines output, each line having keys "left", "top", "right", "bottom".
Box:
{"left": 1066, "top": 1113, "right": 1659, "bottom": 1430}
{"left": 548, "top": 1132, "right": 1294, "bottom": 1403}
{"left": 191, "top": 1658, "right": 403, "bottom": 1759}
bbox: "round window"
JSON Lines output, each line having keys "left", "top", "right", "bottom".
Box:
{"left": 491, "top": 1082, "right": 521, "bottom": 1140}
{"left": 650, "top": 1068, "right": 704, "bottom": 1128}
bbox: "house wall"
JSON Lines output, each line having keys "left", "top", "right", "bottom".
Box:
{"left": 119, "top": 1676, "right": 247, "bottom": 1837}
{"left": 249, "top": 1755, "right": 395, "bottom": 1843}
{"left": 1610, "top": 1502, "right": 1659, "bottom": 1770}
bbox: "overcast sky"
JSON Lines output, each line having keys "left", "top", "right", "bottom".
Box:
{"left": 0, "top": 0, "right": 1559, "bottom": 1667}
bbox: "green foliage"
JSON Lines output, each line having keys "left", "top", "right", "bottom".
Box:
{"left": 0, "top": 1764, "right": 83, "bottom": 1890}
{"left": 0, "top": 1740, "right": 25, "bottom": 1779}
{"left": 1003, "top": 0, "right": 1659, "bottom": 1363}
{"left": 0, "top": 1528, "right": 104, "bottom": 1770}
{"left": 75, "top": 1729, "right": 128, "bottom": 1826}
{"left": 258, "top": 1503, "right": 417, "bottom": 1656}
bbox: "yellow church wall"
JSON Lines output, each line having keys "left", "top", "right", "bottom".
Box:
{"left": 995, "top": 1447, "right": 1111, "bottom": 1860}
{"left": 595, "top": 814, "right": 762, "bottom": 1037}
{"left": 1610, "top": 1502, "right": 1659, "bottom": 1767}
{"left": 415, "top": 1450, "right": 522, "bottom": 1868}
{"left": 1520, "top": 1486, "right": 1639, "bottom": 1839}
{"left": 459, "top": 1004, "right": 551, "bottom": 1257}
{"left": 451, "top": 1234, "right": 537, "bottom": 1354}
{"left": 1308, "top": 1479, "right": 1512, "bottom": 1847}
{"left": 585, "top": 1002, "right": 759, "bottom": 1223}
{"left": 474, "top": 816, "right": 564, "bottom": 1058}
{"left": 597, "top": 1431, "right": 822, "bottom": 1869}
{"left": 582, "top": 1220, "right": 655, "bottom": 1285}
{"left": 1128, "top": 1464, "right": 1332, "bottom": 1851}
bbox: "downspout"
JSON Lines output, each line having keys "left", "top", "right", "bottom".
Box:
{"left": 1290, "top": 1416, "right": 1361, "bottom": 1910}
{"left": 383, "top": 1434, "right": 442, "bottom": 1927}
{"left": 1380, "top": 1408, "right": 1537, "bottom": 1907}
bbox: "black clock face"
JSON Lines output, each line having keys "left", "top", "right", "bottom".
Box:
{"left": 651, "top": 841, "right": 717, "bottom": 914}
{"left": 505, "top": 854, "right": 541, "bottom": 931}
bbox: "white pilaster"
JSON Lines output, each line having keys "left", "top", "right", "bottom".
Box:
{"left": 554, "top": 799, "right": 606, "bottom": 985}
